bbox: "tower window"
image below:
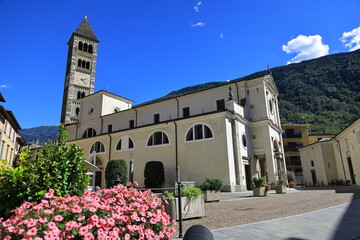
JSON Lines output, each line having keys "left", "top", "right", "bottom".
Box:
{"left": 82, "top": 60, "right": 86, "bottom": 68}
{"left": 88, "top": 45, "right": 93, "bottom": 54}
{"left": 83, "top": 43, "right": 88, "bottom": 52}
{"left": 86, "top": 61, "right": 90, "bottom": 69}
{"left": 77, "top": 91, "right": 81, "bottom": 99}
{"left": 81, "top": 92, "right": 85, "bottom": 98}
{"left": 78, "top": 59, "right": 82, "bottom": 67}
{"left": 78, "top": 41, "right": 83, "bottom": 51}
{"left": 75, "top": 107, "right": 80, "bottom": 116}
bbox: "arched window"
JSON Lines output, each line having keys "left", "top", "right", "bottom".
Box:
{"left": 147, "top": 131, "right": 169, "bottom": 146}
{"left": 82, "top": 128, "right": 97, "bottom": 138}
{"left": 86, "top": 61, "right": 90, "bottom": 69}
{"left": 116, "top": 139, "right": 122, "bottom": 151}
{"left": 78, "top": 41, "right": 83, "bottom": 51}
{"left": 273, "top": 140, "right": 279, "bottom": 152}
{"left": 114, "top": 107, "right": 120, "bottom": 113}
{"left": 82, "top": 60, "right": 86, "bottom": 68}
{"left": 77, "top": 59, "right": 82, "bottom": 67}
{"left": 186, "top": 124, "right": 213, "bottom": 142}
{"left": 75, "top": 107, "right": 80, "bottom": 116}
{"left": 90, "top": 141, "right": 105, "bottom": 153}
{"left": 77, "top": 91, "right": 81, "bottom": 99}
{"left": 88, "top": 45, "right": 93, "bottom": 54}
{"left": 83, "top": 43, "right": 88, "bottom": 52}
{"left": 116, "top": 136, "right": 135, "bottom": 151}
{"left": 269, "top": 99, "right": 274, "bottom": 114}
{"left": 81, "top": 92, "right": 85, "bottom": 98}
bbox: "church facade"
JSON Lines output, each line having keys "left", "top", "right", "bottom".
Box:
{"left": 63, "top": 17, "right": 286, "bottom": 191}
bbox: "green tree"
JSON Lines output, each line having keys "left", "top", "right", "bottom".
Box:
{"left": 144, "top": 161, "right": 165, "bottom": 188}
{"left": 105, "top": 159, "right": 128, "bottom": 188}
{"left": 0, "top": 124, "right": 90, "bottom": 218}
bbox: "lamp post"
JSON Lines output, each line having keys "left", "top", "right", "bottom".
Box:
{"left": 129, "top": 159, "right": 134, "bottom": 183}
{"left": 92, "top": 151, "right": 96, "bottom": 191}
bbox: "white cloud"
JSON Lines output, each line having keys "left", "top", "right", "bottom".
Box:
{"left": 340, "top": 26, "right": 360, "bottom": 52}
{"left": 219, "top": 33, "right": 224, "bottom": 39}
{"left": 282, "top": 34, "right": 329, "bottom": 64}
{"left": 191, "top": 22, "right": 205, "bottom": 28}
{"left": 0, "top": 84, "right": 10, "bottom": 89}
{"left": 194, "top": 1, "right": 202, "bottom": 12}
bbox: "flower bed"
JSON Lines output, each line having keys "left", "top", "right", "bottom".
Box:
{"left": 0, "top": 183, "right": 176, "bottom": 239}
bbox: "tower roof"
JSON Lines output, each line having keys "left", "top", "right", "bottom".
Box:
{"left": 73, "top": 15, "right": 99, "bottom": 42}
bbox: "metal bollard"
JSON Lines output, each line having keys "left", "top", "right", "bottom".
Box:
{"left": 183, "top": 225, "right": 214, "bottom": 240}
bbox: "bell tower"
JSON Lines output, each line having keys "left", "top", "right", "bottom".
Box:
{"left": 60, "top": 15, "right": 99, "bottom": 124}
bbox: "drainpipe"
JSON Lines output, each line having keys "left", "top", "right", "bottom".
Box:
{"left": 336, "top": 139, "right": 347, "bottom": 181}
{"left": 234, "top": 82, "right": 240, "bottom": 104}
{"left": 108, "top": 133, "right": 112, "bottom": 162}
{"left": 175, "top": 98, "right": 179, "bottom": 119}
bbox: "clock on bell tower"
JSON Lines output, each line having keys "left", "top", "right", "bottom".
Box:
{"left": 60, "top": 15, "right": 99, "bottom": 124}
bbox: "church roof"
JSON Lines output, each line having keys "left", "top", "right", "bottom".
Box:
{"left": 73, "top": 16, "right": 99, "bottom": 42}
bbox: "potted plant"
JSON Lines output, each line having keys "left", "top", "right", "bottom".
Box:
{"left": 287, "top": 171, "right": 296, "bottom": 188}
{"left": 199, "top": 178, "right": 223, "bottom": 202}
{"left": 275, "top": 169, "right": 287, "bottom": 194}
{"left": 164, "top": 186, "right": 205, "bottom": 220}
{"left": 252, "top": 176, "right": 266, "bottom": 197}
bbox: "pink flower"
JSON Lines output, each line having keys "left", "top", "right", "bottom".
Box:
{"left": 47, "top": 221, "right": 57, "bottom": 230}
{"left": 78, "top": 226, "right": 88, "bottom": 236}
{"left": 26, "top": 227, "right": 38, "bottom": 236}
{"left": 77, "top": 216, "right": 85, "bottom": 221}
{"left": 71, "top": 205, "right": 82, "bottom": 214}
{"left": 90, "top": 215, "right": 98, "bottom": 222}
{"left": 52, "top": 215, "right": 64, "bottom": 222}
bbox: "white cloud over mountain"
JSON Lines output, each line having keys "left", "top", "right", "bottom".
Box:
{"left": 282, "top": 35, "right": 329, "bottom": 64}
{"left": 340, "top": 26, "right": 360, "bottom": 52}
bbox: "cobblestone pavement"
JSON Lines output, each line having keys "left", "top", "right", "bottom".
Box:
{"left": 174, "top": 186, "right": 360, "bottom": 239}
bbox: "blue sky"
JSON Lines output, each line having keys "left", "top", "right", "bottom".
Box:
{"left": 1, "top": 0, "right": 359, "bottom": 129}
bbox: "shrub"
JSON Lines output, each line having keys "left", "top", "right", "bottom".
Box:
{"left": 105, "top": 159, "right": 128, "bottom": 188}
{"left": 0, "top": 183, "right": 176, "bottom": 239}
{"left": 252, "top": 177, "right": 266, "bottom": 188}
{"left": 181, "top": 186, "right": 202, "bottom": 202}
{"left": 199, "top": 178, "right": 224, "bottom": 191}
{"left": 0, "top": 125, "right": 90, "bottom": 218}
{"left": 144, "top": 161, "right": 165, "bottom": 188}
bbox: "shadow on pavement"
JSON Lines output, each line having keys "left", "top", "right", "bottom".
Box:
{"left": 302, "top": 186, "right": 360, "bottom": 240}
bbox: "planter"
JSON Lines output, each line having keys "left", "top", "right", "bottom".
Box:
{"left": 165, "top": 196, "right": 205, "bottom": 220}
{"left": 253, "top": 187, "right": 266, "bottom": 197}
{"left": 289, "top": 182, "right": 295, "bottom": 188}
{"left": 203, "top": 190, "right": 221, "bottom": 202}
{"left": 276, "top": 185, "right": 287, "bottom": 194}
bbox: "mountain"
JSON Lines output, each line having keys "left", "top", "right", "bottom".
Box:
{"left": 22, "top": 50, "right": 360, "bottom": 142}
{"left": 139, "top": 49, "right": 360, "bottom": 134}
{"left": 19, "top": 126, "right": 58, "bottom": 144}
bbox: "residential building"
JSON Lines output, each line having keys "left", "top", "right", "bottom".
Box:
{"left": 299, "top": 118, "right": 360, "bottom": 186}
{"left": 0, "top": 93, "right": 26, "bottom": 166}
{"left": 282, "top": 124, "right": 334, "bottom": 184}
{"left": 63, "top": 17, "right": 286, "bottom": 191}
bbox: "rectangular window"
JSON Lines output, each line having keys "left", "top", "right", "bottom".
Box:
{"left": 129, "top": 119, "right": 135, "bottom": 129}
{"left": 183, "top": 107, "right": 190, "bottom": 118}
{"left": 154, "top": 114, "right": 160, "bottom": 124}
{"left": 216, "top": 99, "right": 225, "bottom": 111}
{"left": 108, "top": 124, "right": 112, "bottom": 133}
{"left": 240, "top": 98, "right": 246, "bottom": 107}
{"left": 310, "top": 160, "right": 314, "bottom": 167}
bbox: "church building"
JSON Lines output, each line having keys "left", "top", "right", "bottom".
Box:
{"left": 63, "top": 17, "right": 286, "bottom": 192}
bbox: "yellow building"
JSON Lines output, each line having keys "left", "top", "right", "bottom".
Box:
{"left": 282, "top": 124, "right": 334, "bottom": 184}
{"left": 0, "top": 93, "right": 26, "bottom": 166}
